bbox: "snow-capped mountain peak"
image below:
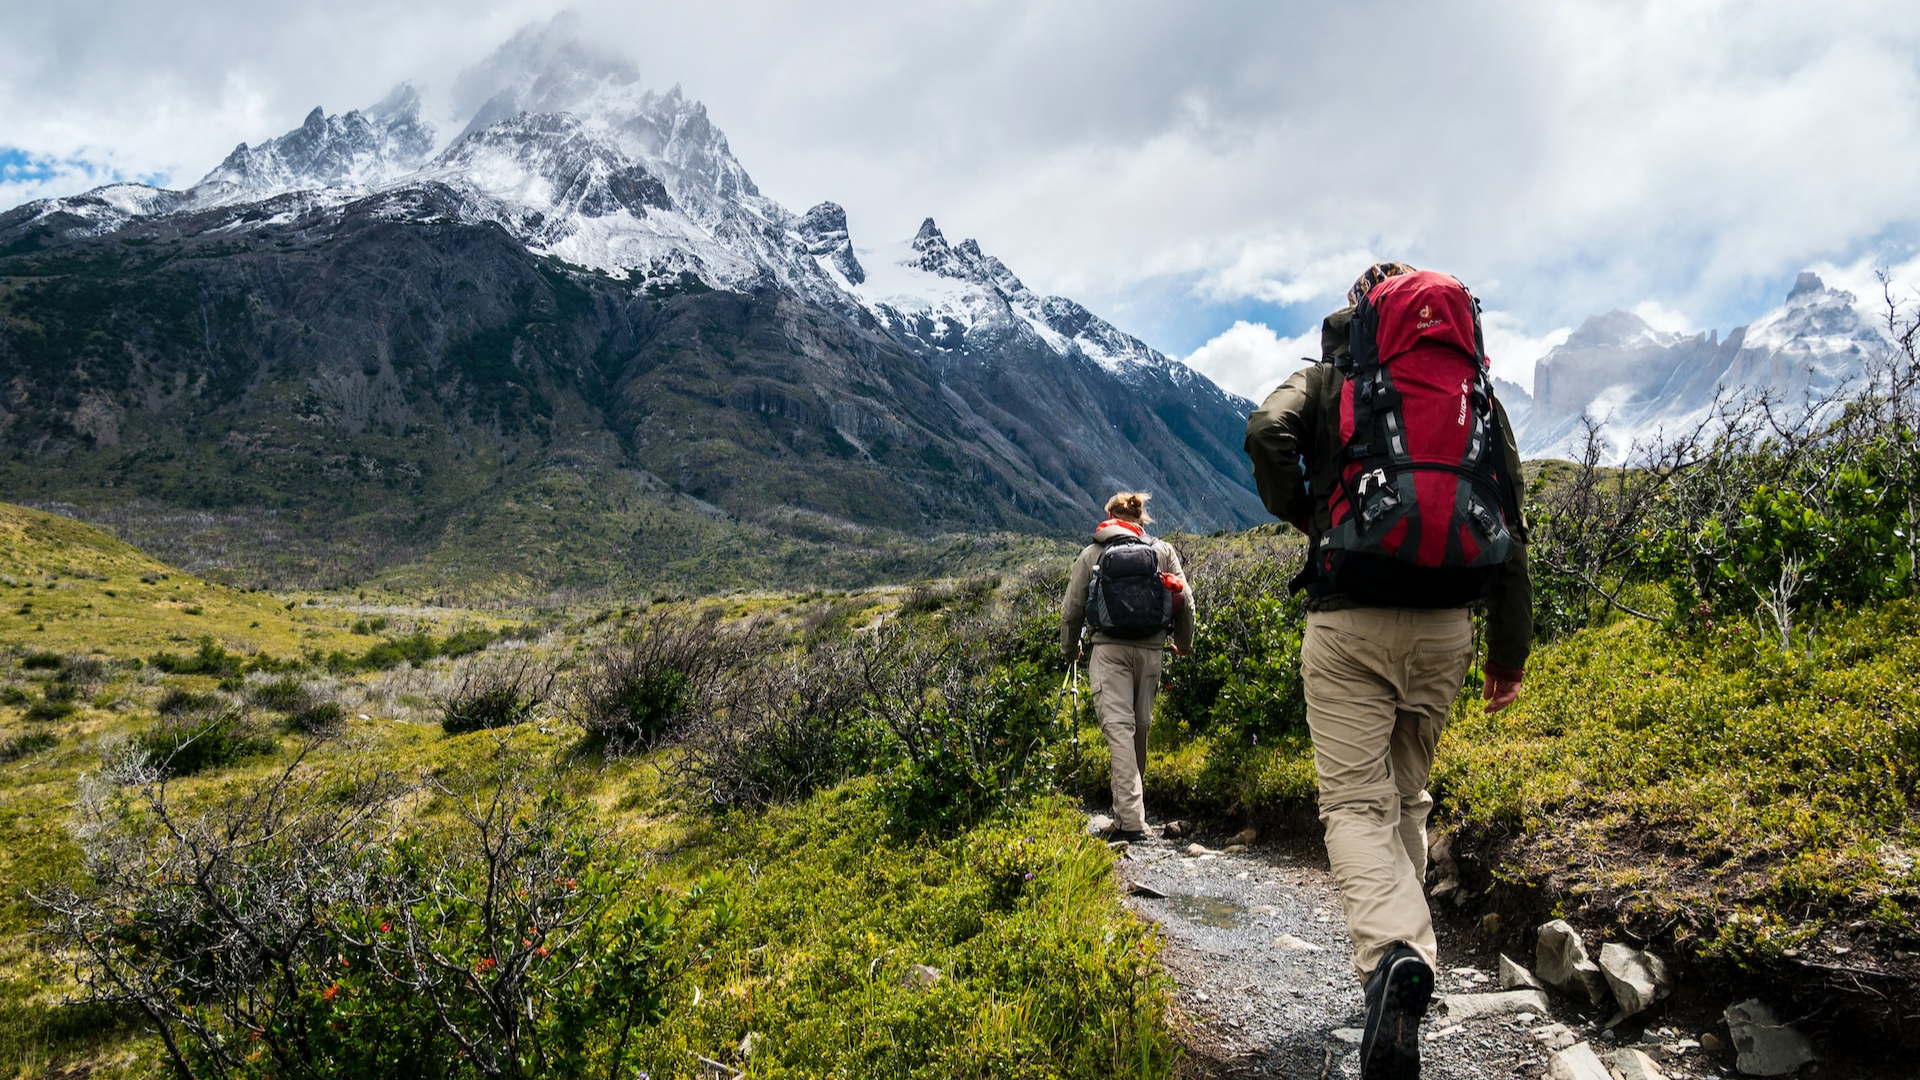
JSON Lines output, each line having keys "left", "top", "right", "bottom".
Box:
{"left": 191, "top": 83, "right": 435, "bottom": 208}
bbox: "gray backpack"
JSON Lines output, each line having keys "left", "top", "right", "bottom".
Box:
{"left": 1086, "top": 536, "right": 1174, "bottom": 639}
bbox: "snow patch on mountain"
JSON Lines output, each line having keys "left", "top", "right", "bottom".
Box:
{"left": 1514, "top": 273, "right": 1890, "bottom": 462}
{"left": 191, "top": 84, "right": 435, "bottom": 208}
{"left": 846, "top": 216, "right": 1180, "bottom": 384}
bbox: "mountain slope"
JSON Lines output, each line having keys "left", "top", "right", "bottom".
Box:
{"left": 1510, "top": 272, "right": 1889, "bottom": 460}
{"left": 0, "top": 19, "right": 1260, "bottom": 594}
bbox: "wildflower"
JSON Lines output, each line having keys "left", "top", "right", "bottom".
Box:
{"left": 379, "top": 920, "right": 392, "bottom": 933}
{"left": 475, "top": 957, "right": 496, "bottom": 973}
{"left": 321, "top": 983, "right": 340, "bottom": 1001}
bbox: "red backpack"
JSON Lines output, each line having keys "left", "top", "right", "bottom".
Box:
{"left": 1310, "top": 270, "right": 1518, "bottom": 607}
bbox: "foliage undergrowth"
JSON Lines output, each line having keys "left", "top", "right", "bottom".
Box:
{"left": 1438, "top": 602, "right": 1920, "bottom": 958}
{"left": 629, "top": 784, "right": 1174, "bottom": 1079}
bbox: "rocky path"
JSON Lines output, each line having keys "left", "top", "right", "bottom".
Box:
{"left": 1109, "top": 825, "right": 1746, "bottom": 1080}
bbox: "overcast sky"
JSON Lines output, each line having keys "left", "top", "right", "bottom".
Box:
{"left": 4, "top": 0, "right": 1917, "bottom": 401}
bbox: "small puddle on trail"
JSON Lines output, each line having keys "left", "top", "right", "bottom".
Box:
{"left": 1158, "top": 894, "right": 1247, "bottom": 928}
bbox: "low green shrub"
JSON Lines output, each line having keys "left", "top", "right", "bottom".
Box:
{"left": 288, "top": 701, "right": 345, "bottom": 735}
{"left": 132, "top": 710, "right": 275, "bottom": 776}
{"left": 148, "top": 639, "right": 244, "bottom": 678}
{"left": 1438, "top": 601, "right": 1920, "bottom": 955}
{"left": 24, "top": 693, "right": 76, "bottom": 722}
{"left": 19, "top": 651, "right": 63, "bottom": 670}
{"left": 627, "top": 785, "right": 1174, "bottom": 1079}
{"left": 155, "top": 687, "right": 217, "bottom": 715}
{"left": 440, "top": 655, "right": 552, "bottom": 735}
{"left": 244, "top": 675, "right": 311, "bottom": 713}
{"left": 565, "top": 613, "right": 755, "bottom": 751}
{"left": 0, "top": 730, "right": 56, "bottom": 762}
{"left": 42, "top": 758, "right": 734, "bottom": 1080}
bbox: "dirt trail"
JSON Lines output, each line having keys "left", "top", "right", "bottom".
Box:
{"left": 1112, "top": 827, "right": 1736, "bottom": 1079}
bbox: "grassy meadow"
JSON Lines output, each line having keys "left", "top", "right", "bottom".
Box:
{"left": 5, "top": 438, "right": 1920, "bottom": 1076}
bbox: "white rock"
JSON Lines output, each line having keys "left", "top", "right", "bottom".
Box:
{"left": 1437, "top": 989, "right": 1550, "bottom": 1021}
{"left": 1599, "top": 943, "right": 1672, "bottom": 1018}
{"left": 1499, "top": 952, "right": 1547, "bottom": 991}
{"left": 1231, "top": 827, "right": 1258, "bottom": 846}
{"left": 1724, "top": 999, "right": 1816, "bottom": 1076}
{"left": 1537, "top": 919, "right": 1612, "bottom": 1006}
{"left": 1545, "top": 1041, "right": 1612, "bottom": 1080}
{"left": 1272, "top": 933, "right": 1323, "bottom": 952}
{"left": 1086, "top": 814, "right": 1115, "bottom": 837}
{"left": 1533, "top": 1021, "right": 1578, "bottom": 1050}
{"left": 1608, "top": 1047, "right": 1669, "bottom": 1080}
{"left": 899, "top": 964, "right": 942, "bottom": 989}
{"left": 1185, "top": 842, "right": 1211, "bottom": 856}
{"left": 1330, "top": 1026, "right": 1363, "bottom": 1044}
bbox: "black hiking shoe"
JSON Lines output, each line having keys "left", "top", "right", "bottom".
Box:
{"left": 1111, "top": 828, "right": 1150, "bottom": 843}
{"left": 1359, "top": 944, "right": 1431, "bottom": 1079}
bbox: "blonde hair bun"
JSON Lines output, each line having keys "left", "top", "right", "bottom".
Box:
{"left": 1104, "top": 491, "right": 1153, "bottom": 525}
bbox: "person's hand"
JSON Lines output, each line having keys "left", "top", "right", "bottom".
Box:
{"left": 1171, "top": 644, "right": 1189, "bottom": 656}
{"left": 1483, "top": 675, "right": 1521, "bottom": 714}
{"left": 1064, "top": 648, "right": 1081, "bottom": 669}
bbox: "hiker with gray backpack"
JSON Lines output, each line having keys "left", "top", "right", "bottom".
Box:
{"left": 1245, "top": 262, "right": 1533, "bottom": 1079}
{"left": 1060, "top": 491, "right": 1195, "bottom": 844}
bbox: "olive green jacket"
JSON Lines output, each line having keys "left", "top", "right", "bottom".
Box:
{"left": 1243, "top": 306, "right": 1534, "bottom": 678}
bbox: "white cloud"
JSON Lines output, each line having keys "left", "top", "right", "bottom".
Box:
{"left": 1, "top": 1, "right": 1917, "bottom": 365}
{"left": 1182, "top": 320, "right": 1319, "bottom": 402}
{"left": 1629, "top": 301, "right": 1693, "bottom": 336}
{"left": 1478, "top": 311, "right": 1571, "bottom": 396}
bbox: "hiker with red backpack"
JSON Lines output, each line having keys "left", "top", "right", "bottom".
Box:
{"left": 1244, "top": 263, "right": 1532, "bottom": 1080}
{"left": 1060, "top": 491, "right": 1195, "bottom": 844}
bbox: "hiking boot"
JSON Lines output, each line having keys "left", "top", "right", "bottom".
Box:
{"left": 1359, "top": 944, "right": 1431, "bottom": 1079}
{"left": 1111, "top": 828, "right": 1150, "bottom": 843}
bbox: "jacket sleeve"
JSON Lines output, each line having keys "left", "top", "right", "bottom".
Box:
{"left": 1244, "top": 367, "right": 1320, "bottom": 530}
{"left": 1483, "top": 395, "right": 1533, "bottom": 680}
{"left": 1060, "top": 546, "right": 1096, "bottom": 660}
{"left": 1159, "top": 541, "right": 1196, "bottom": 653}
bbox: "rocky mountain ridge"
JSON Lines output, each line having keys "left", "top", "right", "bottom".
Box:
{"left": 0, "top": 18, "right": 1262, "bottom": 594}
{"left": 1507, "top": 272, "right": 1890, "bottom": 461}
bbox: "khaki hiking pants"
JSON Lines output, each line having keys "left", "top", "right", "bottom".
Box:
{"left": 1090, "top": 642, "right": 1164, "bottom": 832}
{"left": 1301, "top": 606, "right": 1474, "bottom": 980}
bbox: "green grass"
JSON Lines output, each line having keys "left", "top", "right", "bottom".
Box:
{"left": 1437, "top": 603, "right": 1920, "bottom": 959}
{"left": 0, "top": 517, "right": 1169, "bottom": 1078}
{"left": 626, "top": 785, "right": 1174, "bottom": 1078}
{"left": 0, "top": 502, "right": 367, "bottom": 658}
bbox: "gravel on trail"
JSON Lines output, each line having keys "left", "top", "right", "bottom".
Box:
{"left": 1110, "top": 826, "right": 1742, "bottom": 1080}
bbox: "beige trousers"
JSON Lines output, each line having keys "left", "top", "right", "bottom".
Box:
{"left": 1301, "top": 606, "right": 1473, "bottom": 979}
{"left": 1090, "top": 643, "right": 1164, "bottom": 832}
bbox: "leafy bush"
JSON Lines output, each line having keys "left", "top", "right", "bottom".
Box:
{"left": 155, "top": 687, "right": 217, "bottom": 715}
{"left": 0, "top": 685, "right": 29, "bottom": 706}
{"left": 244, "top": 675, "right": 311, "bottom": 713}
{"left": 40, "top": 753, "right": 734, "bottom": 1080}
{"left": 19, "top": 651, "right": 63, "bottom": 670}
{"left": 564, "top": 613, "right": 758, "bottom": 751}
{"left": 148, "top": 639, "right": 244, "bottom": 677}
{"left": 439, "top": 654, "right": 554, "bottom": 735}
{"left": 856, "top": 622, "right": 1072, "bottom": 830}
{"left": 322, "top": 627, "right": 509, "bottom": 674}
{"left": 24, "top": 689, "right": 77, "bottom": 723}
{"left": 131, "top": 708, "right": 275, "bottom": 777}
{"left": 288, "top": 701, "right": 345, "bottom": 735}
{"left": 678, "top": 640, "right": 884, "bottom": 809}
{"left": 0, "top": 730, "right": 56, "bottom": 762}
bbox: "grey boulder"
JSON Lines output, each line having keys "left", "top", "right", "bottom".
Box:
{"left": 1536, "top": 920, "right": 1611, "bottom": 1006}
{"left": 1725, "top": 999, "right": 1816, "bottom": 1076}
{"left": 1599, "top": 942, "right": 1672, "bottom": 1019}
